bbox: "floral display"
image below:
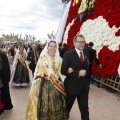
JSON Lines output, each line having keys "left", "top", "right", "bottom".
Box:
{"left": 62, "top": 0, "right": 120, "bottom": 78}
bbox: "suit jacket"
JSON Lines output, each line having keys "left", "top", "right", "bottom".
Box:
{"left": 61, "top": 49, "right": 90, "bottom": 94}
{"left": 84, "top": 47, "right": 100, "bottom": 65}
{"left": 27, "top": 50, "right": 39, "bottom": 70}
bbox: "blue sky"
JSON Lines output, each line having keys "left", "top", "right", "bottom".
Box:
{"left": 0, "top": 0, "right": 64, "bottom": 43}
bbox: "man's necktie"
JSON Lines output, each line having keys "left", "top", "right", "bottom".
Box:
{"left": 80, "top": 52, "right": 84, "bottom": 64}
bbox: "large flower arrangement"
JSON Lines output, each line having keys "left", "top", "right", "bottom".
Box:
{"left": 62, "top": 0, "right": 120, "bottom": 78}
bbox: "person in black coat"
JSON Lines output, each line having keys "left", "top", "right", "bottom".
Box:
{"left": 27, "top": 44, "right": 39, "bottom": 75}
{"left": 37, "top": 44, "right": 43, "bottom": 55}
{"left": 27, "top": 45, "right": 32, "bottom": 52}
{"left": 58, "top": 43, "right": 62, "bottom": 58}
{"left": 61, "top": 34, "right": 90, "bottom": 120}
{"left": 0, "top": 50, "right": 13, "bottom": 113}
{"left": 84, "top": 42, "right": 102, "bottom": 73}
{"left": 60, "top": 43, "right": 68, "bottom": 58}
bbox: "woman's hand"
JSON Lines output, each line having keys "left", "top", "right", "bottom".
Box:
{"left": 68, "top": 67, "right": 73, "bottom": 73}
{"left": 35, "top": 88, "right": 39, "bottom": 98}
{"left": 35, "top": 80, "right": 40, "bottom": 98}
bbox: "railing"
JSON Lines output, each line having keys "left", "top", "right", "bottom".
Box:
{"left": 93, "top": 75, "right": 120, "bottom": 92}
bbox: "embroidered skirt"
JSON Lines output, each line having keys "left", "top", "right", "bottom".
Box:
{"left": 37, "top": 78, "right": 69, "bottom": 120}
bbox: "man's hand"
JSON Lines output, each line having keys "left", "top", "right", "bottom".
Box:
{"left": 99, "top": 64, "right": 102, "bottom": 68}
{"left": 79, "top": 70, "right": 86, "bottom": 77}
{"left": 68, "top": 67, "right": 73, "bottom": 73}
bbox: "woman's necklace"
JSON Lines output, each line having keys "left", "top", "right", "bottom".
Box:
{"left": 48, "top": 53, "right": 55, "bottom": 57}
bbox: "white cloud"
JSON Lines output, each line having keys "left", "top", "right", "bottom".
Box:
{"left": 0, "top": 0, "right": 63, "bottom": 43}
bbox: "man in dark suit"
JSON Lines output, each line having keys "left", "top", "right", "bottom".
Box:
{"left": 27, "top": 44, "right": 39, "bottom": 75}
{"left": 61, "top": 34, "right": 90, "bottom": 120}
{"left": 84, "top": 42, "right": 102, "bottom": 73}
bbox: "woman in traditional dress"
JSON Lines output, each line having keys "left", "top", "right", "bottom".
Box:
{"left": 10, "top": 46, "right": 30, "bottom": 86}
{"left": 26, "top": 41, "right": 69, "bottom": 120}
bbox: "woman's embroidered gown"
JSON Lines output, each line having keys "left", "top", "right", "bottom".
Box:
{"left": 11, "top": 53, "right": 30, "bottom": 86}
{"left": 26, "top": 55, "right": 69, "bottom": 120}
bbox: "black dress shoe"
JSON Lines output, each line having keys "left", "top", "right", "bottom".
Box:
{"left": 4, "top": 104, "right": 13, "bottom": 110}
{"left": 0, "top": 108, "right": 4, "bottom": 115}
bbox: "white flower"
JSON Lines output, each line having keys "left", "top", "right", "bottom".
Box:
{"left": 63, "top": 16, "right": 120, "bottom": 54}
{"left": 80, "top": 16, "right": 120, "bottom": 52}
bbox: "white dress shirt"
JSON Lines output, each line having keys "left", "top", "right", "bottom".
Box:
{"left": 75, "top": 47, "right": 84, "bottom": 60}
